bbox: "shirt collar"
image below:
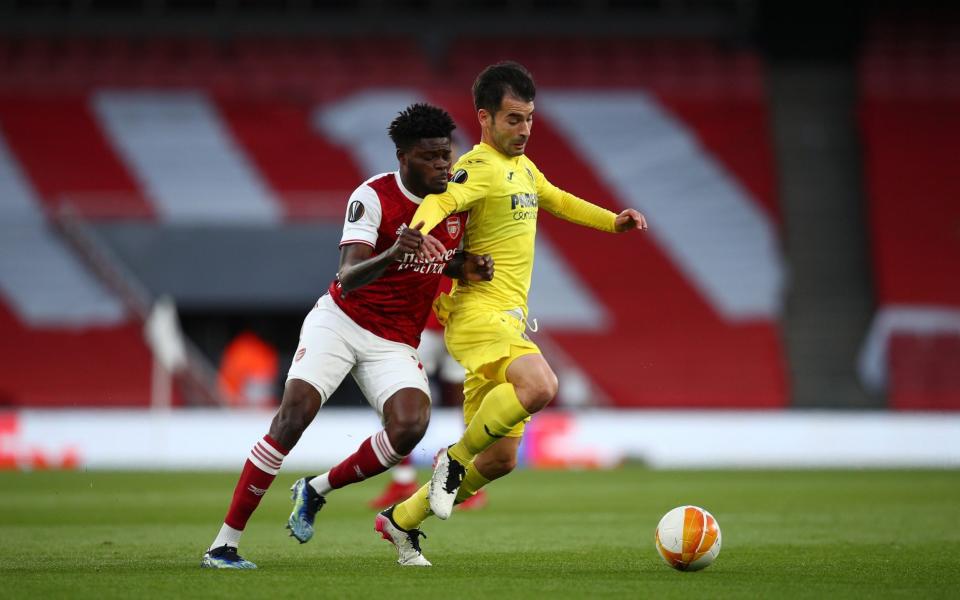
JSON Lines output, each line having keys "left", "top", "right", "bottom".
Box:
{"left": 394, "top": 172, "right": 423, "bottom": 205}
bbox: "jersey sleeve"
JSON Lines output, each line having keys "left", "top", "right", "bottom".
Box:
{"left": 534, "top": 162, "right": 618, "bottom": 233}
{"left": 339, "top": 184, "right": 382, "bottom": 247}
{"left": 411, "top": 157, "right": 497, "bottom": 233}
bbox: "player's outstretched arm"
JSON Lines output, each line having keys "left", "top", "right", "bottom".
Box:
{"left": 337, "top": 222, "right": 432, "bottom": 294}
{"left": 443, "top": 252, "right": 494, "bottom": 282}
{"left": 411, "top": 197, "right": 455, "bottom": 262}
{"left": 614, "top": 208, "right": 648, "bottom": 232}
{"left": 537, "top": 166, "right": 647, "bottom": 234}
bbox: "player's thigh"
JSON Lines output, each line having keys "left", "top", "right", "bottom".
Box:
{"left": 504, "top": 352, "right": 558, "bottom": 395}
{"left": 286, "top": 300, "right": 357, "bottom": 403}
{"left": 444, "top": 309, "right": 540, "bottom": 383}
{"left": 352, "top": 337, "right": 431, "bottom": 416}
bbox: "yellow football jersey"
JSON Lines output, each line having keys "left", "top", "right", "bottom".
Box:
{"left": 411, "top": 142, "right": 618, "bottom": 315}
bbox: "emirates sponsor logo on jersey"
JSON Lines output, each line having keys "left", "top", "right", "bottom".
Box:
{"left": 446, "top": 215, "right": 461, "bottom": 237}
{"left": 295, "top": 347, "right": 306, "bottom": 362}
{"left": 398, "top": 248, "right": 457, "bottom": 274}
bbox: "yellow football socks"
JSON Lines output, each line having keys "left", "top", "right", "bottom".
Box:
{"left": 393, "top": 483, "right": 430, "bottom": 530}
{"left": 447, "top": 383, "right": 529, "bottom": 466}
{"left": 455, "top": 464, "right": 491, "bottom": 504}
{"left": 392, "top": 464, "right": 492, "bottom": 531}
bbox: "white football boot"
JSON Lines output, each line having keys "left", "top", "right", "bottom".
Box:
{"left": 427, "top": 448, "right": 465, "bottom": 520}
{"left": 374, "top": 507, "right": 431, "bottom": 567}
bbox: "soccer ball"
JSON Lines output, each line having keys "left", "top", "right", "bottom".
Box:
{"left": 654, "top": 505, "right": 722, "bottom": 571}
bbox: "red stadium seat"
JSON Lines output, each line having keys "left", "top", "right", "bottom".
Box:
{"left": 0, "top": 34, "right": 784, "bottom": 409}
{"left": 859, "top": 20, "right": 960, "bottom": 409}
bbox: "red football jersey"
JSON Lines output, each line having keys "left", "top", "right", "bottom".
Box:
{"left": 424, "top": 277, "right": 454, "bottom": 332}
{"left": 328, "top": 172, "right": 465, "bottom": 347}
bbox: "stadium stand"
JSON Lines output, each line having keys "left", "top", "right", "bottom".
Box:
{"left": 0, "top": 36, "right": 433, "bottom": 97}
{"left": 858, "top": 20, "right": 960, "bottom": 409}
{"left": 0, "top": 95, "right": 152, "bottom": 218}
{"left": 0, "top": 36, "right": 788, "bottom": 408}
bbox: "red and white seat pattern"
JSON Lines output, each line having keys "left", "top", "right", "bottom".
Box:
{"left": 858, "top": 22, "right": 960, "bottom": 409}
{"left": 0, "top": 39, "right": 787, "bottom": 408}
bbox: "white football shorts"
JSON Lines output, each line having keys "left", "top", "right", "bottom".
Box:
{"left": 286, "top": 294, "right": 431, "bottom": 414}
{"left": 417, "top": 328, "right": 465, "bottom": 383}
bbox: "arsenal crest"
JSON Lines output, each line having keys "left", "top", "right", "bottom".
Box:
{"left": 446, "top": 216, "right": 461, "bottom": 237}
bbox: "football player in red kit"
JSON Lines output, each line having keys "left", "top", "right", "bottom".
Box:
{"left": 202, "top": 103, "right": 493, "bottom": 569}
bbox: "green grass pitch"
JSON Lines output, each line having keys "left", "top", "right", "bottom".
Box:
{"left": 1, "top": 467, "right": 958, "bottom": 599}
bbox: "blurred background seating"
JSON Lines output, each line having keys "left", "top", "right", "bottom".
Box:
{"left": 0, "top": 0, "right": 957, "bottom": 419}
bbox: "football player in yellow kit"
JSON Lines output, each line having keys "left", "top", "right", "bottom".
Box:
{"left": 374, "top": 61, "right": 647, "bottom": 566}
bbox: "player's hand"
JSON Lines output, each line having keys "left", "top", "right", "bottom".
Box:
{"left": 391, "top": 221, "right": 427, "bottom": 260}
{"left": 614, "top": 208, "right": 648, "bottom": 232}
{"left": 417, "top": 232, "right": 447, "bottom": 263}
{"left": 462, "top": 253, "right": 494, "bottom": 282}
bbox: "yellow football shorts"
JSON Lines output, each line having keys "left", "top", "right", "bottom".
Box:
{"left": 435, "top": 294, "right": 540, "bottom": 437}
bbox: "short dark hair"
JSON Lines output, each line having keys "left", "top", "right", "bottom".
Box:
{"left": 387, "top": 103, "right": 456, "bottom": 151}
{"left": 472, "top": 61, "right": 536, "bottom": 114}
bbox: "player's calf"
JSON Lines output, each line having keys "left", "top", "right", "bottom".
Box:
{"left": 268, "top": 379, "right": 324, "bottom": 450}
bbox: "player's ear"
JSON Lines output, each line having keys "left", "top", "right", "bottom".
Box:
{"left": 478, "top": 109, "right": 491, "bottom": 128}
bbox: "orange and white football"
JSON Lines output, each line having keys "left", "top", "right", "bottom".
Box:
{"left": 654, "top": 505, "right": 722, "bottom": 571}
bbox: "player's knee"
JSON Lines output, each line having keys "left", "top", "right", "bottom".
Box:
{"left": 541, "top": 372, "right": 560, "bottom": 405}
{"left": 385, "top": 412, "right": 429, "bottom": 455}
{"left": 384, "top": 393, "right": 430, "bottom": 454}
{"left": 508, "top": 356, "right": 559, "bottom": 413}
{"left": 516, "top": 372, "right": 558, "bottom": 413}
